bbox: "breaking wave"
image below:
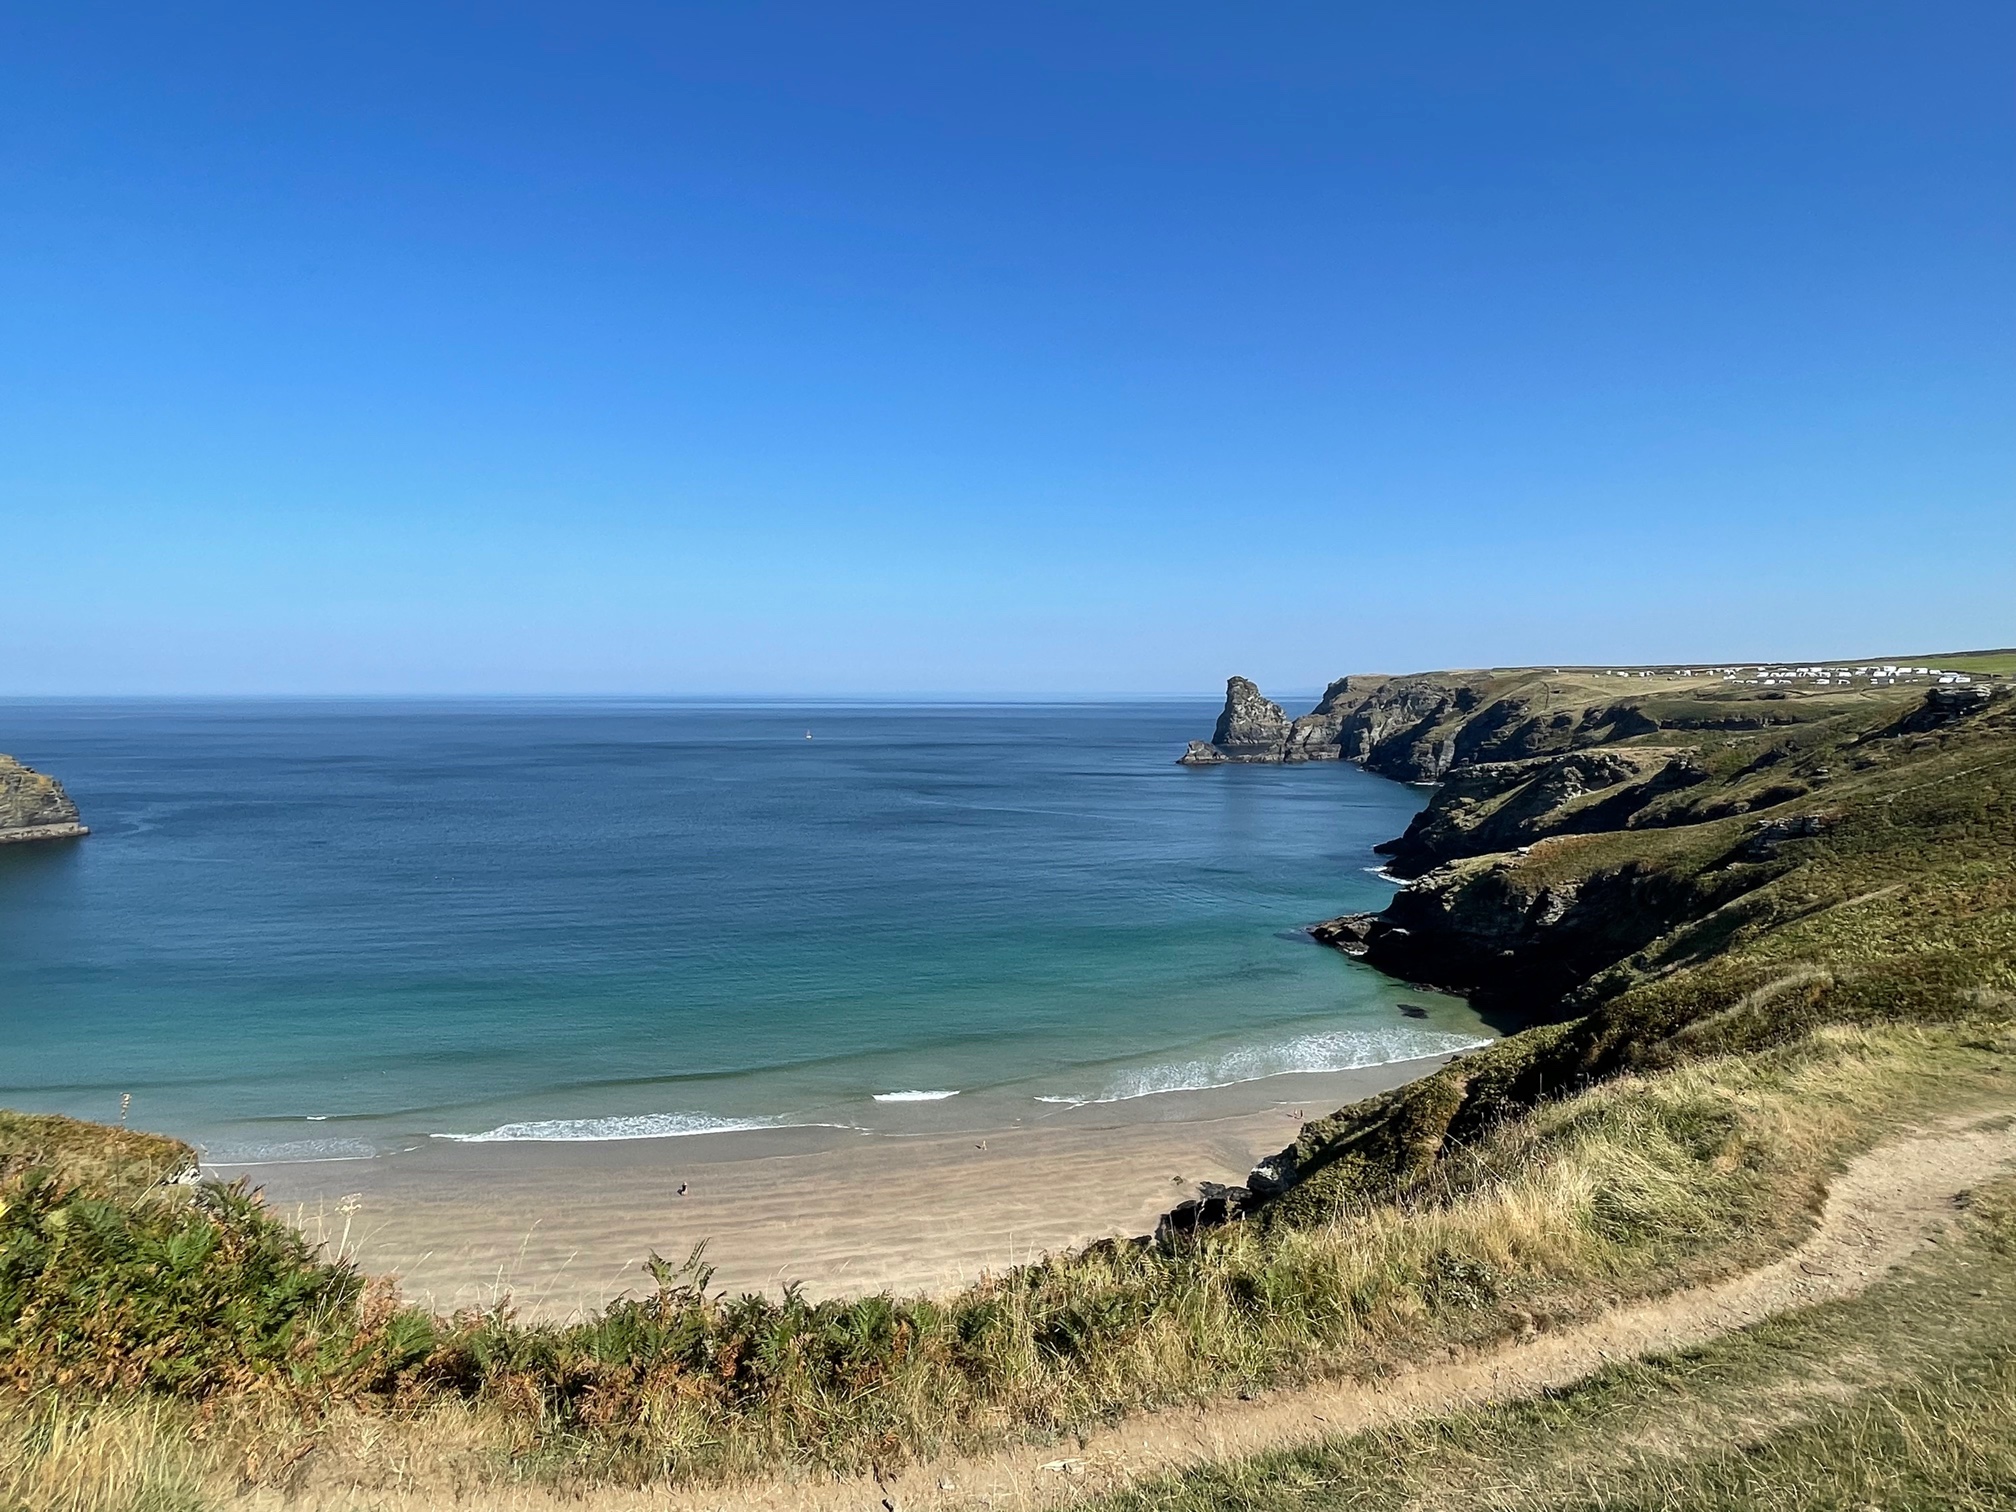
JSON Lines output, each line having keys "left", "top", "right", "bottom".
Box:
{"left": 198, "top": 1137, "right": 378, "bottom": 1165}
{"left": 435, "top": 1112, "right": 798, "bottom": 1143}
{"left": 1035, "top": 1025, "right": 1487, "bottom": 1107}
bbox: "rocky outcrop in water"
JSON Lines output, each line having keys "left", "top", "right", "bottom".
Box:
{"left": 1180, "top": 677, "right": 1295, "bottom": 763}
{"left": 0, "top": 755, "right": 87, "bottom": 843}
{"left": 1180, "top": 671, "right": 1494, "bottom": 777}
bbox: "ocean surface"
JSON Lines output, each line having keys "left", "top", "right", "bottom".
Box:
{"left": 0, "top": 700, "right": 1491, "bottom": 1162}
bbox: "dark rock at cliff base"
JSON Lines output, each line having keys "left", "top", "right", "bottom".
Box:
{"left": 0, "top": 755, "right": 86, "bottom": 844}
{"left": 1156, "top": 1181, "right": 1251, "bottom": 1240}
{"left": 1308, "top": 913, "right": 1379, "bottom": 955}
{"left": 1178, "top": 740, "right": 1229, "bottom": 765}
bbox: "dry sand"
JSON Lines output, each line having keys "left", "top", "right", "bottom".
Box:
{"left": 218, "top": 1054, "right": 1464, "bottom": 1319}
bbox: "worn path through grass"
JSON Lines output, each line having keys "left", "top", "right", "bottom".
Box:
{"left": 1091, "top": 1151, "right": 2016, "bottom": 1512}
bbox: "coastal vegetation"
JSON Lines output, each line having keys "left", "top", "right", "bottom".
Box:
{"left": 1094, "top": 1171, "right": 2016, "bottom": 1512}
{"left": 4, "top": 665, "right": 2014, "bottom": 1507}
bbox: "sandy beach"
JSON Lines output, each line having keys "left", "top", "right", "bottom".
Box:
{"left": 221, "top": 1052, "right": 1469, "bottom": 1319}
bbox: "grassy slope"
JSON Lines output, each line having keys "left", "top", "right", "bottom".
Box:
{"left": 1888, "top": 648, "right": 2016, "bottom": 675}
{"left": 0, "top": 1113, "right": 192, "bottom": 1203}
{"left": 1094, "top": 1171, "right": 2016, "bottom": 1512}
{"left": 3, "top": 672, "right": 2014, "bottom": 1507}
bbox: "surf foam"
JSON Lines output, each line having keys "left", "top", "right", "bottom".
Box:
{"left": 872, "top": 1089, "right": 960, "bottom": 1102}
{"left": 435, "top": 1112, "right": 793, "bottom": 1143}
{"left": 1036, "top": 1026, "right": 1488, "bottom": 1106}
{"left": 198, "top": 1137, "right": 378, "bottom": 1165}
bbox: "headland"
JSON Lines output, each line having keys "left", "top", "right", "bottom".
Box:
{"left": 0, "top": 753, "right": 85, "bottom": 843}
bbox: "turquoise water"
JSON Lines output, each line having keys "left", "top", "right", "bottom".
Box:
{"left": 0, "top": 701, "right": 1488, "bottom": 1161}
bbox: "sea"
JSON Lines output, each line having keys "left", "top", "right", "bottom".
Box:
{"left": 0, "top": 700, "right": 1491, "bottom": 1163}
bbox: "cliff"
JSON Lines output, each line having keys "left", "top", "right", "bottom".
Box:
{"left": 1178, "top": 667, "right": 1802, "bottom": 780}
{"left": 1165, "top": 669, "right": 2016, "bottom": 1230}
{"left": 0, "top": 754, "right": 87, "bottom": 843}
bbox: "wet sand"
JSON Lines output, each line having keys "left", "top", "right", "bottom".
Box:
{"left": 223, "top": 1053, "right": 1467, "bottom": 1319}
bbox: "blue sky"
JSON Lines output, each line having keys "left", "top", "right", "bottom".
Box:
{"left": 2, "top": 2, "right": 2010, "bottom": 695}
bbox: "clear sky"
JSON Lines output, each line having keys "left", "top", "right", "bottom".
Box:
{"left": 3, "top": 2, "right": 2010, "bottom": 696}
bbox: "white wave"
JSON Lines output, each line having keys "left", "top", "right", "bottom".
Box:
{"left": 1362, "top": 866, "right": 1404, "bottom": 883}
{"left": 1038, "top": 1026, "right": 1488, "bottom": 1107}
{"left": 199, "top": 1137, "right": 378, "bottom": 1165}
{"left": 435, "top": 1112, "right": 791, "bottom": 1143}
{"left": 873, "top": 1089, "right": 960, "bottom": 1103}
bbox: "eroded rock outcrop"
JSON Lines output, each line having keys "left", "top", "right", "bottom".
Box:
{"left": 1306, "top": 847, "right": 1757, "bottom": 1017}
{"left": 0, "top": 755, "right": 87, "bottom": 843}
{"left": 1182, "top": 671, "right": 1616, "bottom": 780}
{"left": 1184, "top": 672, "right": 1471, "bottom": 773}
{"left": 1180, "top": 668, "right": 1846, "bottom": 782}
{"left": 1375, "top": 748, "right": 1709, "bottom": 878}
{"left": 1180, "top": 677, "right": 1295, "bottom": 763}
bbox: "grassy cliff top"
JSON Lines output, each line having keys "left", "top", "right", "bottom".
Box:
{"left": 0, "top": 1111, "right": 194, "bottom": 1200}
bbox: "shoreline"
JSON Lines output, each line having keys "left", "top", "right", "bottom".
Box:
{"left": 222, "top": 1049, "right": 1473, "bottom": 1318}
{"left": 184, "top": 999, "right": 1487, "bottom": 1164}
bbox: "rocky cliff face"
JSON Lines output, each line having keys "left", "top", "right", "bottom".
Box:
{"left": 0, "top": 755, "right": 86, "bottom": 843}
{"left": 1182, "top": 668, "right": 1842, "bottom": 782}
{"left": 1182, "top": 670, "right": 1514, "bottom": 778}
{"left": 1374, "top": 747, "right": 1709, "bottom": 878}
{"left": 1166, "top": 679, "right": 2016, "bottom": 1231}
{"left": 1183, "top": 672, "right": 1476, "bottom": 774}
{"left": 1310, "top": 842, "right": 1759, "bottom": 1018}
{"left": 1179, "top": 677, "right": 1295, "bottom": 763}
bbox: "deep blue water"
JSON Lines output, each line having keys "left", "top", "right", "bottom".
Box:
{"left": 0, "top": 701, "right": 1487, "bottom": 1160}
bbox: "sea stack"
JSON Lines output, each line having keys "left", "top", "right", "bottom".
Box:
{"left": 0, "top": 754, "right": 87, "bottom": 843}
{"left": 1180, "top": 676, "right": 1293, "bottom": 763}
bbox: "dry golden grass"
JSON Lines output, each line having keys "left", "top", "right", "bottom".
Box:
{"left": 1094, "top": 1175, "right": 2016, "bottom": 1512}
{"left": 0, "top": 1395, "right": 206, "bottom": 1512}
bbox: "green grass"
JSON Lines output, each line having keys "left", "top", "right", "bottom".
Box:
{"left": 1882, "top": 648, "right": 2016, "bottom": 676}
{"left": 1091, "top": 1175, "right": 2016, "bottom": 1512}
